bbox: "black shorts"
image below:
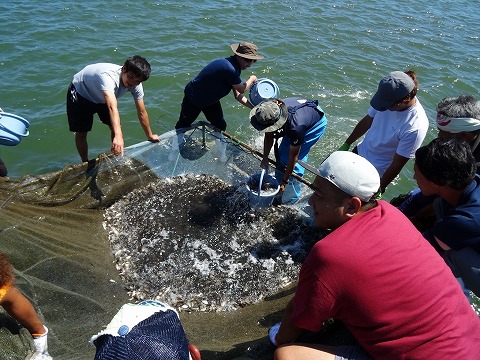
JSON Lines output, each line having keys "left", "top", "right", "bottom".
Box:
{"left": 176, "top": 95, "right": 227, "bottom": 131}
{"left": 66, "top": 83, "right": 111, "bottom": 132}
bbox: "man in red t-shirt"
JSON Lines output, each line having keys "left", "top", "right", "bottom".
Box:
{"left": 270, "top": 151, "right": 480, "bottom": 360}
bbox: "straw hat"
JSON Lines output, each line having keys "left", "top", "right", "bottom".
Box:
{"left": 230, "top": 42, "right": 264, "bottom": 60}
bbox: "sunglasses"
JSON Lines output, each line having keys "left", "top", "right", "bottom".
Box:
{"left": 244, "top": 58, "right": 257, "bottom": 64}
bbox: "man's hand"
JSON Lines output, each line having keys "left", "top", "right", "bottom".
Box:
{"left": 148, "top": 134, "right": 160, "bottom": 142}
{"left": 31, "top": 326, "right": 52, "bottom": 360}
{"left": 338, "top": 142, "right": 351, "bottom": 151}
{"left": 260, "top": 158, "right": 269, "bottom": 171}
{"left": 111, "top": 136, "right": 124, "bottom": 156}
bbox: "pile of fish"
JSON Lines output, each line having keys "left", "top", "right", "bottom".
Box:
{"left": 104, "top": 174, "right": 325, "bottom": 312}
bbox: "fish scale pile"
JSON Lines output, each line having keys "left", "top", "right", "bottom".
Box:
{"left": 104, "top": 174, "right": 325, "bottom": 312}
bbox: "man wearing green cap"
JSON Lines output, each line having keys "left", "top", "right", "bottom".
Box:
{"left": 249, "top": 97, "right": 327, "bottom": 204}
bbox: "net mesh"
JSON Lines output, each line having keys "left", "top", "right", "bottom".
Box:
{"left": 0, "top": 123, "right": 318, "bottom": 359}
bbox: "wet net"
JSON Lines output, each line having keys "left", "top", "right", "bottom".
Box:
{"left": 0, "top": 122, "right": 324, "bottom": 360}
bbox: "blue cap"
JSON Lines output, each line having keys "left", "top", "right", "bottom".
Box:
{"left": 370, "top": 71, "right": 415, "bottom": 111}
{"left": 93, "top": 308, "right": 190, "bottom": 360}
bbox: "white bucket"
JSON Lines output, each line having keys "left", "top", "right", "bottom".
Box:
{"left": 249, "top": 78, "right": 280, "bottom": 106}
{"left": 246, "top": 172, "right": 280, "bottom": 208}
{"left": 0, "top": 112, "right": 30, "bottom": 146}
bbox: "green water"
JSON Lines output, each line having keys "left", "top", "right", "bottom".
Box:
{"left": 1, "top": 0, "right": 479, "bottom": 200}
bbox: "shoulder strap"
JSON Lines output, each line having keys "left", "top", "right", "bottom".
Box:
{"left": 287, "top": 100, "right": 323, "bottom": 117}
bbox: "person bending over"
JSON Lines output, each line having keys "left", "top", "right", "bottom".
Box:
{"left": 67, "top": 55, "right": 159, "bottom": 162}
{"left": 269, "top": 151, "right": 480, "bottom": 359}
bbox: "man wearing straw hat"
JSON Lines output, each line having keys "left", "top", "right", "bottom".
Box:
{"left": 171, "top": 42, "right": 263, "bottom": 161}
{"left": 269, "top": 151, "right": 480, "bottom": 359}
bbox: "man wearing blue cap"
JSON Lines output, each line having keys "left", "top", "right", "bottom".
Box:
{"left": 269, "top": 151, "right": 480, "bottom": 359}
{"left": 91, "top": 301, "right": 201, "bottom": 360}
{"left": 339, "top": 70, "right": 429, "bottom": 193}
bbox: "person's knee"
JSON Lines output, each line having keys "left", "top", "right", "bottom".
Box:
{"left": 75, "top": 132, "right": 88, "bottom": 140}
{"left": 274, "top": 345, "right": 290, "bottom": 360}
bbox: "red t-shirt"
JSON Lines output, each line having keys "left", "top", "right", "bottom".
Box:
{"left": 292, "top": 201, "right": 480, "bottom": 359}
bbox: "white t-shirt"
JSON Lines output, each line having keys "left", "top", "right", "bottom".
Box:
{"left": 357, "top": 100, "right": 429, "bottom": 176}
{"left": 72, "top": 63, "right": 144, "bottom": 104}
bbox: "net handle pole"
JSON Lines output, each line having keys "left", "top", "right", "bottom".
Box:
{"left": 220, "top": 130, "right": 313, "bottom": 187}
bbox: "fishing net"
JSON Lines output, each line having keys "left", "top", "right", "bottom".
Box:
{"left": 0, "top": 123, "right": 322, "bottom": 360}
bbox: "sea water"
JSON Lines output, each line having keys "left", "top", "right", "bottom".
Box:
{"left": 0, "top": 0, "right": 479, "bottom": 200}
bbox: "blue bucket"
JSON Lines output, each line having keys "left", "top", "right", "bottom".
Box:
{"left": 249, "top": 78, "right": 280, "bottom": 106}
{"left": 0, "top": 129, "right": 21, "bottom": 146}
{"left": 246, "top": 172, "right": 280, "bottom": 208}
{"left": 0, "top": 112, "right": 30, "bottom": 146}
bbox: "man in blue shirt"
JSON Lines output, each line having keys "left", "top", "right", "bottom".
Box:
{"left": 171, "top": 42, "right": 263, "bottom": 161}
{"left": 413, "top": 137, "right": 480, "bottom": 297}
{"left": 250, "top": 98, "right": 327, "bottom": 204}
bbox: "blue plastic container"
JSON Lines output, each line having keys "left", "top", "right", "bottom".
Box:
{"left": 0, "top": 112, "right": 30, "bottom": 146}
{"left": 0, "top": 129, "right": 21, "bottom": 146}
{"left": 249, "top": 78, "right": 280, "bottom": 106}
{"left": 246, "top": 172, "right": 280, "bottom": 208}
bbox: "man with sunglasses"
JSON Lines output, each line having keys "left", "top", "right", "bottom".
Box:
{"left": 269, "top": 151, "right": 480, "bottom": 360}
{"left": 67, "top": 55, "right": 159, "bottom": 163}
{"left": 171, "top": 42, "right": 263, "bottom": 161}
{"left": 339, "top": 70, "right": 428, "bottom": 194}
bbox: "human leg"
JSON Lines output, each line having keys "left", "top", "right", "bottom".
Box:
{"left": 202, "top": 102, "right": 226, "bottom": 131}
{"left": 75, "top": 132, "right": 89, "bottom": 162}
{"left": 275, "top": 343, "right": 371, "bottom": 360}
{"left": 176, "top": 95, "right": 201, "bottom": 130}
{"left": 274, "top": 168, "right": 302, "bottom": 204}
{"left": 201, "top": 102, "right": 228, "bottom": 161}
{"left": 169, "top": 96, "right": 202, "bottom": 160}
{"left": 0, "top": 157, "right": 8, "bottom": 178}
{"left": 67, "top": 83, "right": 95, "bottom": 162}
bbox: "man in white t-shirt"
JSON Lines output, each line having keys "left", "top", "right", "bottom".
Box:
{"left": 339, "top": 71, "right": 429, "bottom": 193}
{"left": 67, "top": 55, "right": 159, "bottom": 162}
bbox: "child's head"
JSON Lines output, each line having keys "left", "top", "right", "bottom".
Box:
{"left": 122, "top": 55, "right": 151, "bottom": 82}
{"left": 0, "top": 252, "right": 14, "bottom": 299}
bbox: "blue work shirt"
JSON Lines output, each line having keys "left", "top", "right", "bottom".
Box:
{"left": 428, "top": 176, "right": 480, "bottom": 252}
{"left": 184, "top": 56, "right": 242, "bottom": 107}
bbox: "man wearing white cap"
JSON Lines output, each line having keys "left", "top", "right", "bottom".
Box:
{"left": 339, "top": 70, "right": 429, "bottom": 193}
{"left": 269, "top": 151, "right": 480, "bottom": 359}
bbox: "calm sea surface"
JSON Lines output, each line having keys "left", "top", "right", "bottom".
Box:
{"left": 1, "top": 0, "right": 479, "bottom": 198}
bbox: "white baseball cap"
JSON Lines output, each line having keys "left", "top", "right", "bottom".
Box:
{"left": 299, "top": 151, "right": 380, "bottom": 202}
